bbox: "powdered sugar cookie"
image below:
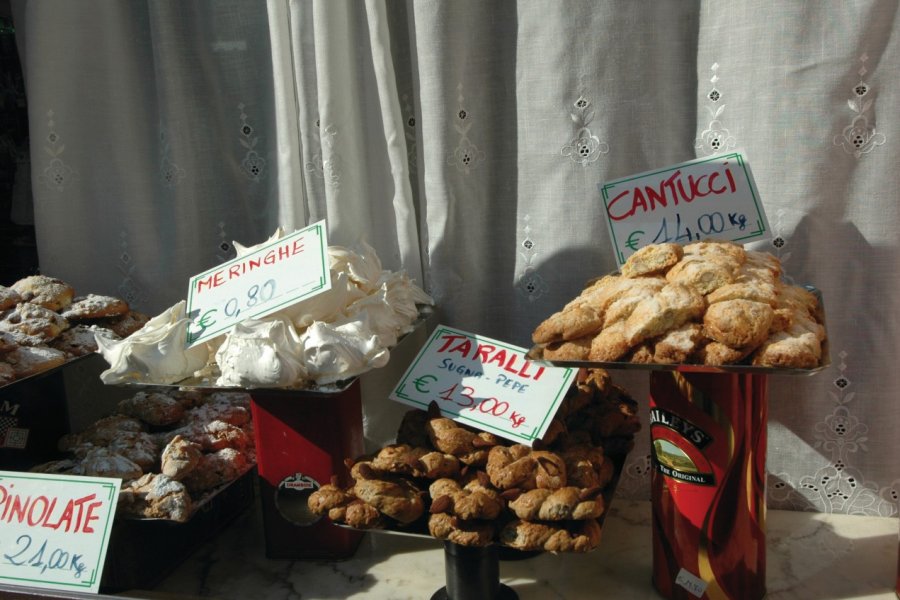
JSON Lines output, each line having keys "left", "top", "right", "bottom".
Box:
{"left": 0, "top": 286, "right": 22, "bottom": 311}
{"left": 50, "top": 324, "right": 114, "bottom": 357}
{"left": 97, "top": 310, "right": 150, "bottom": 338}
{"left": 4, "top": 345, "right": 67, "bottom": 378}
{"left": 0, "top": 361, "right": 14, "bottom": 385}
{"left": 61, "top": 294, "right": 129, "bottom": 320}
{"left": 10, "top": 275, "right": 75, "bottom": 311}
{"left": 0, "top": 303, "right": 70, "bottom": 344}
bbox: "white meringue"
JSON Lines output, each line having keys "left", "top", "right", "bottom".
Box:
{"left": 95, "top": 300, "right": 210, "bottom": 385}
{"left": 300, "top": 315, "right": 390, "bottom": 385}
{"left": 214, "top": 316, "right": 307, "bottom": 388}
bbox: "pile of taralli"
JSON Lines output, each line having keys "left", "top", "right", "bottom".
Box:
{"left": 531, "top": 241, "right": 827, "bottom": 369}
{"left": 308, "top": 369, "right": 639, "bottom": 553}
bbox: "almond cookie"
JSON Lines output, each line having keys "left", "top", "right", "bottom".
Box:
{"left": 624, "top": 283, "right": 705, "bottom": 346}
{"left": 0, "top": 302, "right": 70, "bottom": 344}
{"left": 0, "top": 286, "right": 22, "bottom": 311}
{"left": 182, "top": 447, "right": 250, "bottom": 493}
{"left": 665, "top": 256, "right": 735, "bottom": 295}
{"left": 118, "top": 391, "right": 186, "bottom": 427}
{"left": 10, "top": 275, "right": 75, "bottom": 311}
{"left": 61, "top": 294, "right": 129, "bottom": 320}
{"left": 160, "top": 435, "right": 203, "bottom": 480}
{"left": 508, "top": 486, "right": 605, "bottom": 521}
{"left": 50, "top": 324, "right": 115, "bottom": 357}
{"left": 707, "top": 280, "right": 778, "bottom": 307}
{"left": 499, "top": 518, "right": 602, "bottom": 553}
{"left": 621, "top": 242, "right": 683, "bottom": 277}
{"left": 119, "top": 473, "right": 193, "bottom": 522}
{"left": 682, "top": 240, "right": 747, "bottom": 266}
{"left": 97, "top": 310, "right": 150, "bottom": 338}
{"left": 371, "top": 444, "right": 460, "bottom": 480}
{"left": 3, "top": 345, "right": 67, "bottom": 378}
{"left": 652, "top": 323, "right": 704, "bottom": 364}
{"left": 352, "top": 476, "right": 425, "bottom": 524}
{"left": 426, "top": 417, "right": 502, "bottom": 466}
{"left": 428, "top": 476, "right": 504, "bottom": 521}
{"left": 703, "top": 299, "right": 774, "bottom": 349}
{"left": 541, "top": 336, "right": 592, "bottom": 361}
{"left": 486, "top": 445, "right": 567, "bottom": 490}
{"left": 588, "top": 321, "right": 631, "bottom": 362}
{"left": 428, "top": 512, "right": 495, "bottom": 547}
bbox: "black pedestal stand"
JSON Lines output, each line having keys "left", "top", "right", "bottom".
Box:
{"left": 430, "top": 541, "right": 518, "bottom": 600}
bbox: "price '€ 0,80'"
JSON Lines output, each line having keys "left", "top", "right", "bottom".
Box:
{"left": 188, "top": 279, "right": 277, "bottom": 342}
{"left": 390, "top": 327, "right": 576, "bottom": 445}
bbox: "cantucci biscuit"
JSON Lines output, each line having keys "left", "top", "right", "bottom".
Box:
{"left": 703, "top": 299, "right": 774, "bottom": 349}
{"left": 624, "top": 283, "right": 705, "bottom": 345}
{"left": 665, "top": 256, "right": 735, "bottom": 295}
{"left": 621, "top": 243, "right": 683, "bottom": 277}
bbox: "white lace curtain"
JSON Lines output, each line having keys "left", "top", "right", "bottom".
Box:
{"left": 11, "top": 0, "right": 900, "bottom": 515}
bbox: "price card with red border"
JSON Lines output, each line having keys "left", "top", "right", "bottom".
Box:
{"left": 599, "top": 150, "right": 771, "bottom": 266}
{"left": 0, "top": 471, "right": 121, "bottom": 594}
{"left": 185, "top": 221, "right": 331, "bottom": 346}
{"left": 389, "top": 325, "right": 576, "bottom": 445}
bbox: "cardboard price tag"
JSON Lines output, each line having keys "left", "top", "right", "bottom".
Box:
{"left": 0, "top": 472, "right": 121, "bottom": 594}
{"left": 599, "top": 151, "right": 771, "bottom": 266}
{"left": 185, "top": 221, "right": 331, "bottom": 346}
{"left": 389, "top": 326, "right": 576, "bottom": 445}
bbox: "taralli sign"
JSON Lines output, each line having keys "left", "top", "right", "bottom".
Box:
{"left": 389, "top": 326, "right": 576, "bottom": 445}
{"left": 0, "top": 471, "right": 121, "bottom": 594}
{"left": 185, "top": 221, "right": 331, "bottom": 346}
{"left": 599, "top": 151, "right": 771, "bottom": 266}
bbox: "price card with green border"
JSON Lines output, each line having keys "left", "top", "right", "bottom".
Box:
{"left": 186, "top": 221, "right": 331, "bottom": 346}
{"left": 389, "top": 325, "right": 576, "bottom": 445}
{"left": 0, "top": 471, "right": 121, "bottom": 594}
{"left": 599, "top": 150, "right": 771, "bottom": 266}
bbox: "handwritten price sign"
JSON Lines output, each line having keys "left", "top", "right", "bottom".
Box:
{"left": 185, "top": 221, "right": 331, "bottom": 346}
{"left": 390, "top": 326, "right": 576, "bottom": 445}
{"left": 599, "top": 151, "right": 771, "bottom": 266}
{"left": 0, "top": 472, "right": 120, "bottom": 594}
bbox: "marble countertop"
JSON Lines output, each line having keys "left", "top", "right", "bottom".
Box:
{"left": 137, "top": 497, "right": 898, "bottom": 600}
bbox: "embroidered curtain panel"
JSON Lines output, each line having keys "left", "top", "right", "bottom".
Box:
{"left": 11, "top": 0, "right": 900, "bottom": 515}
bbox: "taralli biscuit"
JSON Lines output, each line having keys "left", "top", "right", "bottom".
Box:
{"left": 61, "top": 294, "right": 130, "bottom": 320}
{"left": 621, "top": 243, "right": 683, "bottom": 277}
{"left": 507, "top": 486, "right": 605, "bottom": 521}
{"left": 371, "top": 444, "right": 461, "bottom": 480}
{"left": 0, "top": 286, "right": 22, "bottom": 311}
{"left": 428, "top": 512, "right": 495, "bottom": 547}
{"left": 10, "top": 275, "right": 75, "bottom": 311}
{"left": 352, "top": 476, "right": 425, "bottom": 524}
{"left": 499, "top": 518, "right": 602, "bottom": 553}
{"left": 486, "top": 445, "right": 567, "bottom": 491}
{"left": 429, "top": 477, "right": 505, "bottom": 521}
{"left": 426, "top": 417, "right": 502, "bottom": 466}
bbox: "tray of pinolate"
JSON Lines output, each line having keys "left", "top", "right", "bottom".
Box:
{"left": 307, "top": 368, "right": 639, "bottom": 600}
{"left": 525, "top": 241, "right": 829, "bottom": 377}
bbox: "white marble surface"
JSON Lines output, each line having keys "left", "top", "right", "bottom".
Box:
{"left": 139, "top": 498, "right": 900, "bottom": 600}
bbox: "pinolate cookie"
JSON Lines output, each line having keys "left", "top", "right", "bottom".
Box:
{"left": 97, "top": 310, "right": 150, "bottom": 338}
{"left": 0, "top": 361, "right": 14, "bottom": 385}
{"left": 50, "top": 324, "right": 113, "bottom": 357}
{"left": 61, "top": 294, "right": 130, "bottom": 320}
{"left": 10, "top": 275, "right": 75, "bottom": 311}
{"left": 0, "top": 302, "right": 70, "bottom": 344}
{"left": 3, "top": 345, "right": 67, "bottom": 378}
{"left": 0, "top": 286, "right": 22, "bottom": 311}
